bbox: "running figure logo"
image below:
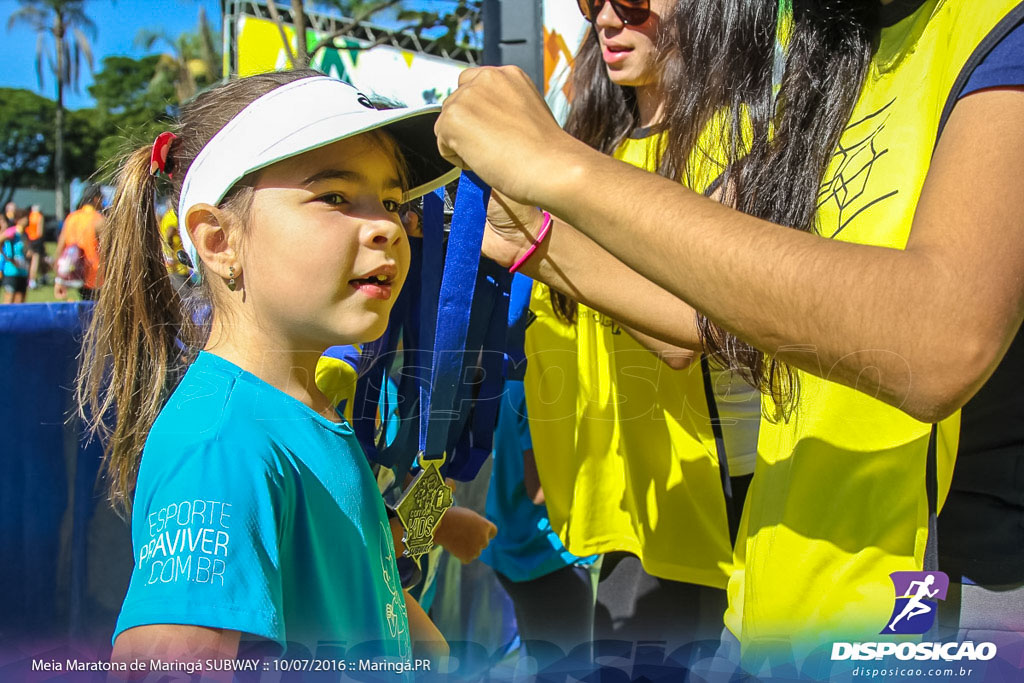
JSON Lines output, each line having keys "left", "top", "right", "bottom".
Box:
{"left": 882, "top": 571, "right": 949, "bottom": 635}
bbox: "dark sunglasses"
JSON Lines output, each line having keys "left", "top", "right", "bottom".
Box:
{"left": 576, "top": 0, "right": 651, "bottom": 26}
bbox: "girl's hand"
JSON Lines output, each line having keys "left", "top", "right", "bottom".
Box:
{"left": 484, "top": 190, "right": 547, "bottom": 268}
{"left": 404, "top": 590, "right": 449, "bottom": 660}
{"left": 53, "top": 283, "right": 68, "bottom": 300}
{"left": 389, "top": 514, "right": 407, "bottom": 556}
{"left": 434, "top": 506, "right": 497, "bottom": 564}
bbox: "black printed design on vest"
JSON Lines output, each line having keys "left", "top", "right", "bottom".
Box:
{"left": 818, "top": 98, "right": 900, "bottom": 239}
{"left": 589, "top": 311, "right": 622, "bottom": 335}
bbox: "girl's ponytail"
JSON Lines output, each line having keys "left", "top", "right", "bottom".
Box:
{"left": 76, "top": 68, "right": 325, "bottom": 514}
{"left": 77, "top": 142, "right": 202, "bottom": 514}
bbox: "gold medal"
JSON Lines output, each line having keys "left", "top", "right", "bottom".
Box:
{"left": 394, "top": 454, "right": 453, "bottom": 564}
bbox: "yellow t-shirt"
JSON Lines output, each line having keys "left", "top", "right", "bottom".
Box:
{"left": 523, "top": 132, "right": 746, "bottom": 587}
{"left": 725, "top": 0, "right": 1024, "bottom": 663}
{"left": 316, "top": 350, "right": 360, "bottom": 423}
{"left": 159, "top": 209, "right": 189, "bottom": 278}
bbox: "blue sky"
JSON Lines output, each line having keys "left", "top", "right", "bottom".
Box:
{"left": 2, "top": 0, "right": 222, "bottom": 108}
{"left": 0, "top": 0, "right": 463, "bottom": 109}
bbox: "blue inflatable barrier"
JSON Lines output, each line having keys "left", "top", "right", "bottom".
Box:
{"left": 0, "top": 302, "right": 129, "bottom": 649}
{"left": 0, "top": 300, "right": 518, "bottom": 662}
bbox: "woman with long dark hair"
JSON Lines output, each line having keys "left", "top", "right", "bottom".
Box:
{"left": 438, "top": 0, "right": 1024, "bottom": 671}
{"left": 509, "top": 0, "right": 760, "bottom": 652}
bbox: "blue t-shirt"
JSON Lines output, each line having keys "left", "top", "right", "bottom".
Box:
{"left": 939, "top": 20, "right": 1024, "bottom": 586}
{"left": 480, "top": 381, "right": 596, "bottom": 582}
{"left": 960, "top": 20, "right": 1024, "bottom": 98}
{"left": 2, "top": 232, "right": 28, "bottom": 277}
{"left": 115, "top": 351, "right": 412, "bottom": 664}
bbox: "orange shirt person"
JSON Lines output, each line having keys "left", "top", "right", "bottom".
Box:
{"left": 26, "top": 206, "right": 43, "bottom": 241}
{"left": 54, "top": 188, "right": 104, "bottom": 300}
{"left": 25, "top": 204, "right": 45, "bottom": 288}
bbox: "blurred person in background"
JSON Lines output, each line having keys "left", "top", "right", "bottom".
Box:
{"left": 54, "top": 186, "right": 104, "bottom": 301}
{"left": 1, "top": 208, "right": 33, "bottom": 303}
{"left": 26, "top": 204, "right": 45, "bottom": 288}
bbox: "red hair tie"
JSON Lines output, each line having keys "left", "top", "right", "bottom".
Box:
{"left": 149, "top": 132, "right": 178, "bottom": 177}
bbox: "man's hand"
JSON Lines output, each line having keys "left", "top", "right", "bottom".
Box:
{"left": 435, "top": 66, "right": 582, "bottom": 207}
{"left": 433, "top": 506, "right": 497, "bottom": 564}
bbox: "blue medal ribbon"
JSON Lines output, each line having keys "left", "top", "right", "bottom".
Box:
{"left": 419, "top": 172, "right": 491, "bottom": 462}
{"left": 349, "top": 172, "right": 532, "bottom": 483}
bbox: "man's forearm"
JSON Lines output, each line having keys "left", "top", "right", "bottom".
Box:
{"left": 538, "top": 152, "right": 905, "bottom": 365}
{"left": 527, "top": 114, "right": 1018, "bottom": 422}
{"left": 435, "top": 67, "right": 1024, "bottom": 421}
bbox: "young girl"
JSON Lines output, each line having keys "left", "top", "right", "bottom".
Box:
{"left": 76, "top": 69, "right": 457, "bottom": 664}
{"left": 1, "top": 209, "right": 32, "bottom": 303}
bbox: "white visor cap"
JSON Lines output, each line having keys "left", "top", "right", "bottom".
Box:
{"left": 177, "top": 75, "right": 459, "bottom": 276}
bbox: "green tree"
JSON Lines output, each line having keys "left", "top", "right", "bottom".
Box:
{"left": 8, "top": 0, "right": 97, "bottom": 220}
{"left": 136, "top": 7, "right": 221, "bottom": 103}
{"left": 88, "top": 55, "right": 173, "bottom": 114}
{"left": 87, "top": 55, "right": 176, "bottom": 173}
{"left": 64, "top": 106, "right": 104, "bottom": 182}
{"left": 0, "top": 88, "right": 55, "bottom": 203}
{"left": 0, "top": 89, "right": 102, "bottom": 201}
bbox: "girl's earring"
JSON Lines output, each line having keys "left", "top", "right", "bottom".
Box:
{"left": 227, "top": 266, "right": 238, "bottom": 292}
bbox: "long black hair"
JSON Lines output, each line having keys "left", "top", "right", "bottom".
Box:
{"left": 559, "top": 0, "right": 879, "bottom": 412}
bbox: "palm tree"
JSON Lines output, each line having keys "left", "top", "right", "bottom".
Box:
{"left": 136, "top": 8, "right": 221, "bottom": 103}
{"left": 8, "top": 0, "right": 96, "bottom": 221}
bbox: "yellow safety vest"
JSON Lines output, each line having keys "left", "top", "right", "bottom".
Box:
{"left": 725, "top": 0, "right": 1024, "bottom": 661}
{"left": 524, "top": 132, "right": 739, "bottom": 587}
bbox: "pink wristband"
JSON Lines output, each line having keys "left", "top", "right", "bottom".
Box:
{"left": 509, "top": 210, "right": 552, "bottom": 273}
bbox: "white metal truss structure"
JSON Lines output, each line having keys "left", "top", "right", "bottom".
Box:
{"left": 221, "top": 0, "right": 482, "bottom": 76}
